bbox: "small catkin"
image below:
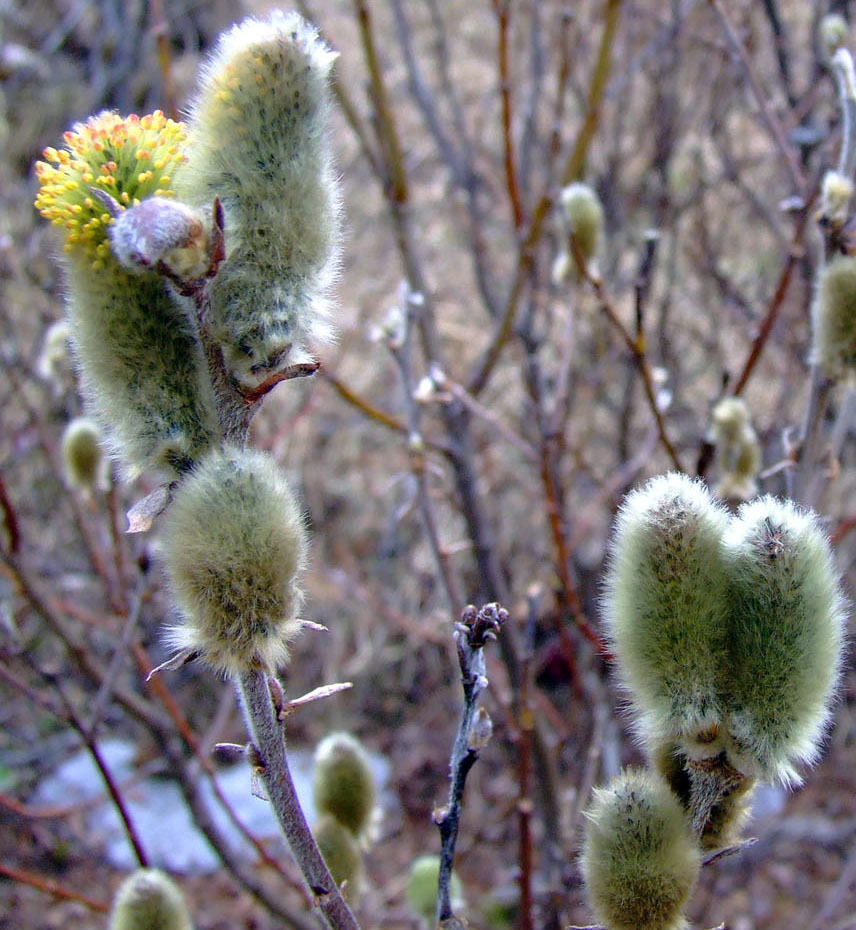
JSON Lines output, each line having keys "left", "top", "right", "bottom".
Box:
{"left": 602, "top": 472, "right": 731, "bottom": 755}
{"left": 35, "top": 111, "right": 219, "bottom": 476}
{"left": 177, "top": 11, "right": 341, "bottom": 390}
{"left": 37, "top": 319, "right": 72, "bottom": 385}
{"left": 581, "top": 769, "right": 700, "bottom": 930}
{"left": 820, "top": 13, "right": 850, "bottom": 59}
{"left": 406, "top": 854, "right": 464, "bottom": 925}
{"left": 811, "top": 254, "right": 856, "bottom": 381}
{"left": 313, "top": 731, "right": 376, "bottom": 838}
{"left": 161, "top": 446, "right": 307, "bottom": 676}
{"left": 722, "top": 496, "right": 847, "bottom": 785}
{"left": 710, "top": 397, "right": 761, "bottom": 503}
{"left": 61, "top": 417, "right": 104, "bottom": 493}
{"left": 108, "top": 868, "right": 193, "bottom": 930}
{"left": 313, "top": 813, "right": 364, "bottom": 902}
{"left": 821, "top": 170, "right": 854, "bottom": 230}
{"left": 552, "top": 181, "right": 604, "bottom": 283}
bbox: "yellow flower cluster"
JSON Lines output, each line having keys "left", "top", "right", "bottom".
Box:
{"left": 35, "top": 110, "right": 186, "bottom": 268}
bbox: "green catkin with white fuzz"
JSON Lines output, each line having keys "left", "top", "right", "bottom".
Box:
{"left": 820, "top": 14, "right": 850, "bottom": 60}
{"left": 66, "top": 261, "right": 218, "bottom": 476}
{"left": 37, "top": 319, "right": 72, "bottom": 386}
{"left": 710, "top": 397, "right": 761, "bottom": 503}
{"left": 161, "top": 446, "right": 307, "bottom": 676}
{"left": 407, "top": 854, "right": 464, "bottom": 925}
{"left": 313, "top": 731, "right": 376, "bottom": 838}
{"left": 821, "top": 170, "right": 854, "bottom": 229}
{"left": 61, "top": 416, "right": 104, "bottom": 493}
{"left": 602, "top": 472, "right": 731, "bottom": 755}
{"left": 108, "top": 869, "right": 193, "bottom": 930}
{"left": 313, "top": 813, "right": 364, "bottom": 902}
{"left": 581, "top": 769, "right": 700, "bottom": 930}
{"left": 552, "top": 182, "right": 604, "bottom": 283}
{"left": 812, "top": 254, "right": 856, "bottom": 381}
{"left": 722, "top": 496, "right": 846, "bottom": 785}
{"left": 35, "top": 112, "right": 220, "bottom": 477}
{"left": 177, "top": 11, "right": 340, "bottom": 390}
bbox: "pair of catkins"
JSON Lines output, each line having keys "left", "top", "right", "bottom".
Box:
{"left": 581, "top": 472, "right": 846, "bottom": 930}
{"left": 36, "top": 11, "right": 342, "bottom": 676}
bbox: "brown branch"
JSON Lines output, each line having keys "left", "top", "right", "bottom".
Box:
{"left": 435, "top": 604, "right": 507, "bottom": 923}
{"left": 731, "top": 200, "right": 813, "bottom": 396}
{"left": 0, "top": 861, "right": 110, "bottom": 913}
{"left": 240, "top": 670, "right": 361, "bottom": 930}
{"left": 0, "top": 470, "right": 20, "bottom": 555}
{"left": 563, "top": 0, "right": 624, "bottom": 185}
{"left": 492, "top": 0, "right": 524, "bottom": 229}
{"left": 130, "top": 642, "right": 296, "bottom": 881}
{"left": 570, "top": 236, "right": 684, "bottom": 472}
{"left": 468, "top": 0, "right": 624, "bottom": 397}
{"left": 387, "top": 291, "right": 465, "bottom": 616}
{"left": 706, "top": 0, "right": 805, "bottom": 196}
{"left": 51, "top": 673, "right": 150, "bottom": 868}
{"left": 354, "top": 0, "right": 408, "bottom": 207}
{"left": 320, "top": 369, "right": 408, "bottom": 435}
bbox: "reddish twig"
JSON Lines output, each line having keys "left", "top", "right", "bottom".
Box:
{"left": 51, "top": 674, "right": 150, "bottom": 868}
{"left": 130, "top": 642, "right": 295, "bottom": 881}
{"left": 706, "top": 0, "right": 805, "bottom": 196}
{"left": 731, "top": 205, "right": 812, "bottom": 396}
{"left": 468, "top": 0, "right": 624, "bottom": 397}
{"left": 0, "top": 861, "right": 110, "bottom": 913}
{"left": 0, "top": 471, "right": 20, "bottom": 555}
{"left": 570, "top": 236, "right": 684, "bottom": 473}
{"left": 492, "top": 0, "right": 524, "bottom": 229}
{"left": 320, "top": 369, "right": 409, "bottom": 436}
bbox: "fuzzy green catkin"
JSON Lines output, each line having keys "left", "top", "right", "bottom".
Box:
{"left": 313, "top": 813, "right": 364, "bottom": 902}
{"left": 820, "top": 14, "right": 850, "bottom": 59}
{"left": 161, "top": 446, "right": 307, "bottom": 675}
{"left": 177, "top": 11, "right": 340, "bottom": 390}
{"left": 552, "top": 181, "right": 605, "bottom": 284}
{"left": 108, "top": 869, "right": 193, "bottom": 930}
{"left": 581, "top": 769, "right": 700, "bottom": 930}
{"left": 722, "top": 496, "right": 846, "bottom": 785}
{"left": 603, "top": 472, "right": 731, "bottom": 754}
{"left": 313, "top": 732, "right": 376, "bottom": 837}
{"left": 407, "top": 855, "right": 464, "bottom": 925}
{"left": 821, "top": 170, "right": 854, "bottom": 230}
{"left": 812, "top": 254, "right": 856, "bottom": 381}
{"left": 37, "top": 319, "right": 72, "bottom": 386}
{"left": 710, "top": 397, "right": 761, "bottom": 503}
{"left": 65, "top": 259, "right": 218, "bottom": 475}
{"left": 61, "top": 416, "right": 104, "bottom": 493}
{"left": 561, "top": 182, "right": 604, "bottom": 261}
{"left": 35, "top": 111, "right": 219, "bottom": 477}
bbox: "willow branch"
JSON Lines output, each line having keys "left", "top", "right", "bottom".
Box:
{"left": 707, "top": 0, "right": 805, "bottom": 195}
{"left": 435, "top": 604, "right": 507, "bottom": 923}
{"left": 239, "top": 669, "right": 361, "bottom": 930}
{"left": 492, "top": 0, "right": 524, "bottom": 229}
{"left": 0, "top": 862, "right": 109, "bottom": 914}
{"left": 468, "top": 0, "right": 624, "bottom": 396}
{"left": 571, "top": 237, "right": 684, "bottom": 472}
